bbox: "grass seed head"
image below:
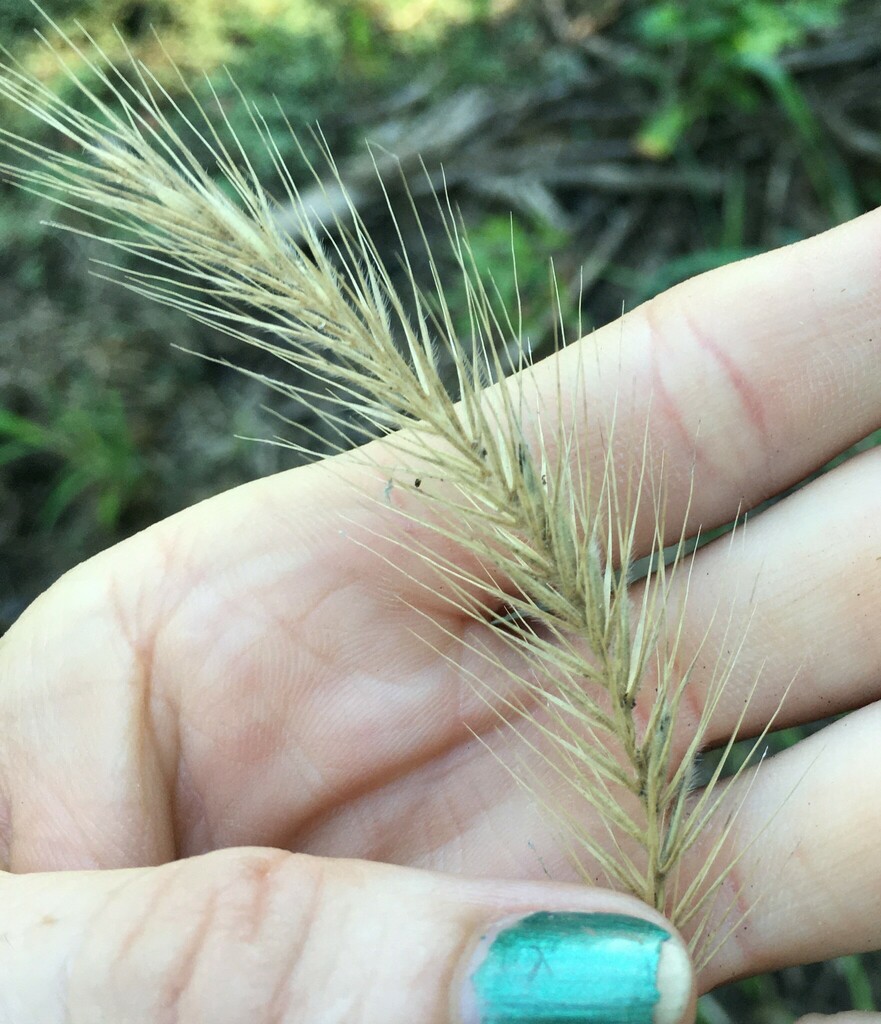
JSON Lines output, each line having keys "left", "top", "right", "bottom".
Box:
{"left": 0, "top": 5, "right": 780, "bottom": 965}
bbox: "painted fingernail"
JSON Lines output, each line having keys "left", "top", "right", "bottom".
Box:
{"left": 460, "top": 911, "right": 692, "bottom": 1024}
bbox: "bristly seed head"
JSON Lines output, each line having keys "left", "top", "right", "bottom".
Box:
{"left": 0, "top": 5, "right": 777, "bottom": 968}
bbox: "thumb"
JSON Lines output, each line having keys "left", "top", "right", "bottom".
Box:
{"left": 1, "top": 846, "right": 695, "bottom": 1024}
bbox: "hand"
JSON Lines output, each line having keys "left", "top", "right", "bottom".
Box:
{"left": 1, "top": 207, "right": 880, "bottom": 1023}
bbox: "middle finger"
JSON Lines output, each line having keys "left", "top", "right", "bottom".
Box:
{"left": 646, "top": 443, "right": 881, "bottom": 745}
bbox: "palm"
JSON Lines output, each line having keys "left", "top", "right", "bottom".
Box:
{"left": 1, "top": 453, "right": 571, "bottom": 880}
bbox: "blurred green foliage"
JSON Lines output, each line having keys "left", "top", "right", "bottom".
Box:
{"left": 0, "top": 0, "right": 875, "bottom": 560}
{"left": 605, "top": 167, "right": 762, "bottom": 301}
{"left": 448, "top": 215, "right": 571, "bottom": 350}
{"left": 632, "top": 0, "right": 847, "bottom": 156}
{"left": 0, "top": 391, "right": 143, "bottom": 530}
{"left": 638, "top": 0, "right": 844, "bottom": 57}
{"left": 1, "top": 0, "right": 878, "bottom": 576}
{"left": 0, "top": 0, "right": 94, "bottom": 38}
{"left": 838, "top": 955, "right": 876, "bottom": 1011}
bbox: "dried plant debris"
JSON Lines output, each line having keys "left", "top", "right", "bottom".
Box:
{"left": 0, "top": 10, "right": 785, "bottom": 966}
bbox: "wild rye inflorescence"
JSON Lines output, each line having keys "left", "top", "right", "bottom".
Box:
{"left": 0, "top": 9, "right": 777, "bottom": 968}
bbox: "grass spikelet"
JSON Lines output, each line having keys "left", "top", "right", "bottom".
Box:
{"left": 0, "top": 8, "right": 777, "bottom": 963}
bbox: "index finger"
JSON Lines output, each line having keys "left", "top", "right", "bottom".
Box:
{"left": 531, "top": 205, "right": 881, "bottom": 549}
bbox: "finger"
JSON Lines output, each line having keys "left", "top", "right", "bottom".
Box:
{"left": 688, "top": 702, "right": 881, "bottom": 990}
{"left": 0, "top": 848, "right": 695, "bottom": 1024}
{"left": 531, "top": 205, "right": 881, "bottom": 546}
{"left": 633, "top": 443, "right": 881, "bottom": 743}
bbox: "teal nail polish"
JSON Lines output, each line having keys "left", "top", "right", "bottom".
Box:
{"left": 463, "top": 912, "right": 690, "bottom": 1024}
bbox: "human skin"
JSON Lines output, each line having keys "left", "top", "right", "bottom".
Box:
{"left": 1, "top": 206, "right": 881, "bottom": 1022}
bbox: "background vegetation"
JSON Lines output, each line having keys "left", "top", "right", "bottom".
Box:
{"left": 2, "top": 0, "right": 880, "bottom": 1018}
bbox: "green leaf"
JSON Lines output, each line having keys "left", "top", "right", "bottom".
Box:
{"left": 40, "top": 466, "right": 95, "bottom": 530}
{"left": 0, "top": 440, "right": 33, "bottom": 468}
{"left": 838, "top": 955, "right": 876, "bottom": 1011}
{"left": 636, "top": 102, "right": 691, "bottom": 158}
{"left": 0, "top": 408, "right": 51, "bottom": 448}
